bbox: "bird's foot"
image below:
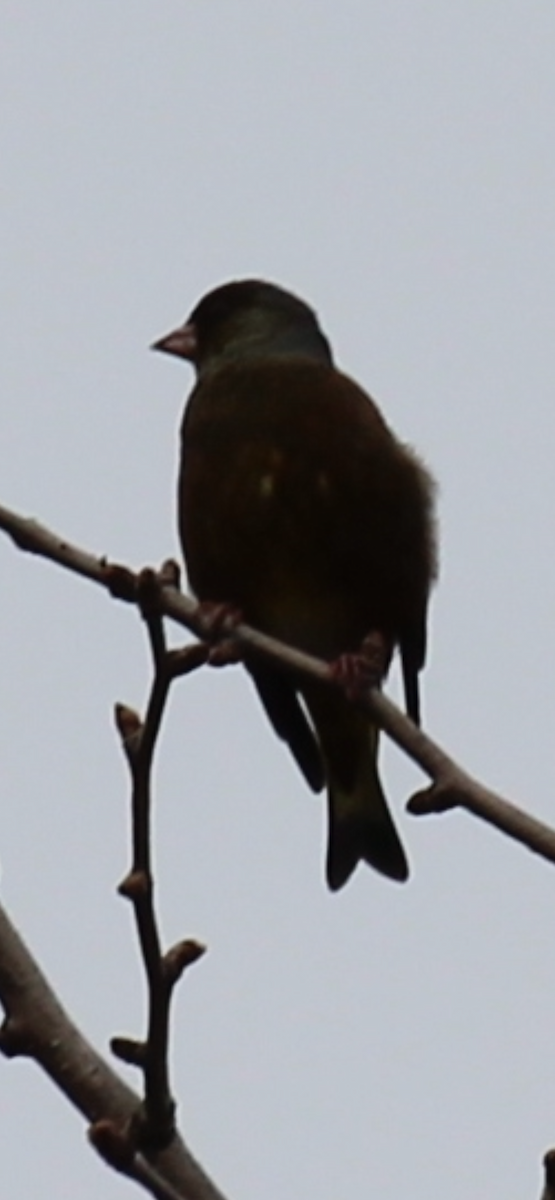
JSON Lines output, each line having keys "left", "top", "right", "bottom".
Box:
{"left": 197, "top": 600, "right": 244, "bottom": 666}
{"left": 330, "top": 632, "right": 388, "bottom": 702}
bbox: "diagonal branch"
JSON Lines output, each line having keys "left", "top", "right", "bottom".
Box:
{"left": 0, "top": 899, "right": 228, "bottom": 1200}
{"left": 1, "top": 500, "right": 555, "bottom": 869}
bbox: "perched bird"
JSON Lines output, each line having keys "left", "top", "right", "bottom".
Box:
{"left": 153, "top": 280, "right": 436, "bottom": 890}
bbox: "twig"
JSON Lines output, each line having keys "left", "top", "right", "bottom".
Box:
{"left": 2, "top": 499, "right": 555, "bottom": 1196}
{"left": 0, "top": 900, "right": 228, "bottom": 1200}
{"left": 2, "top": 500, "right": 555, "bottom": 870}
{"left": 90, "top": 1121, "right": 198, "bottom": 1200}
{"left": 113, "top": 582, "right": 208, "bottom": 1155}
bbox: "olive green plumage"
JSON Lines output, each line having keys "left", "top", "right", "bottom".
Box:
{"left": 154, "top": 280, "right": 436, "bottom": 890}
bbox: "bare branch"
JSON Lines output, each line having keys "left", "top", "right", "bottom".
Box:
{"left": 2, "top": 500, "right": 555, "bottom": 870}
{"left": 90, "top": 1120, "right": 196, "bottom": 1200}
{"left": 0, "top": 900, "right": 228, "bottom": 1200}
{"left": 114, "top": 597, "right": 207, "bottom": 1157}
{"left": 2, "top": 498, "right": 555, "bottom": 1197}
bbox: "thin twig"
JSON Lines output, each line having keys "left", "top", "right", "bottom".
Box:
{"left": 0, "top": 901, "right": 227, "bottom": 1200}
{"left": 1, "top": 500, "right": 555, "bottom": 868}
{"left": 115, "top": 590, "right": 207, "bottom": 1154}
{"left": 90, "top": 1119, "right": 199, "bottom": 1200}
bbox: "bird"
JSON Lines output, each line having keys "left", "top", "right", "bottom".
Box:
{"left": 152, "top": 279, "right": 436, "bottom": 890}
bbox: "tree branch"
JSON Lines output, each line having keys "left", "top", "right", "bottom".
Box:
{"left": 1, "top": 499, "right": 555, "bottom": 870}
{"left": 112, "top": 586, "right": 208, "bottom": 1156}
{"left": 2, "top": 497, "right": 555, "bottom": 1198}
{"left": 0, "top": 899, "right": 228, "bottom": 1200}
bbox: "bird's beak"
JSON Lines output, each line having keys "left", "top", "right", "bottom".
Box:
{"left": 151, "top": 321, "right": 197, "bottom": 361}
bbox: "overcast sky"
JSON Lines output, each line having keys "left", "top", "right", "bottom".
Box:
{"left": 1, "top": 2, "right": 555, "bottom": 1197}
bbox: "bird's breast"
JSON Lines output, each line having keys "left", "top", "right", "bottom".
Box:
{"left": 178, "top": 359, "right": 432, "bottom": 657}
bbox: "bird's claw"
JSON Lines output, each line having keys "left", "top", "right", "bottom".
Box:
{"left": 330, "top": 632, "right": 389, "bottom": 702}
{"left": 197, "top": 601, "right": 244, "bottom": 666}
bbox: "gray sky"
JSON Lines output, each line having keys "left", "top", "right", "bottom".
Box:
{"left": 1, "top": 1, "right": 555, "bottom": 1196}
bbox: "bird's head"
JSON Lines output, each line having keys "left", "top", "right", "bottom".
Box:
{"left": 151, "top": 279, "right": 333, "bottom": 376}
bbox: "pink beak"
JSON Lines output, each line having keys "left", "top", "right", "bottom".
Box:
{"left": 151, "top": 321, "right": 197, "bottom": 361}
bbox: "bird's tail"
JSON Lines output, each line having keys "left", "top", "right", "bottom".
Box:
{"left": 303, "top": 688, "right": 409, "bottom": 891}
